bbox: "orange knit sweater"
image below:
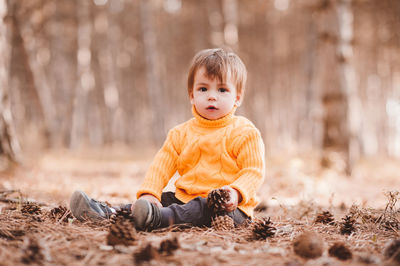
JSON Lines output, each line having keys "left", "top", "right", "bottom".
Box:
{"left": 136, "top": 106, "right": 265, "bottom": 217}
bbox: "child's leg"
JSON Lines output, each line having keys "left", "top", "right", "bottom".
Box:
{"left": 160, "top": 191, "right": 184, "bottom": 206}
{"left": 161, "top": 196, "right": 248, "bottom": 227}
{"left": 70, "top": 190, "right": 116, "bottom": 221}
{"left": 70, "top": 190, "right": 181, "bottom": 222}
{"left": 133, "top": 195, "right": 249, "bottom": 231}
{"left": 116, "top": 191, "right": 181, "bottom": 213}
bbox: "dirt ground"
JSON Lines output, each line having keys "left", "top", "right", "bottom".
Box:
{"left": 0, "top": 149, "right": 399, "bottom": 265}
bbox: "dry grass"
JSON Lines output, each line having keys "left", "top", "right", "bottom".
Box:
{"left": 0, "top": 150, "right": 399, "bottom": 265}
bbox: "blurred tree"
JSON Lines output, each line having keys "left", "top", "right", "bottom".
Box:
{"left": 308, "top": 0, "right": 360, "bottom": 173}
{"left": 49, "top": 0, "right": 78, "bottom": 146}
{"left": 8, "top": 0, "right": 51, "bottom": 148}
{"left": 140, "top": 0, "right": 165, "bottom": 144}
{"left": 5, "top": 0, "right": 400, "bottom": 166}
{"left": 336, "top": 0, "right": 361, "bottom": 173}
{"left": 70, "top": 0, "right": 92, "bottom": 148}
{"left": 0, "top": 0, "right": 21, "bottom": 162}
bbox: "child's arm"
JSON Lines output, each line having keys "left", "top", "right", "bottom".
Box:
{"left": 229, "top": 128, "right": 265, "bottom": 206}
{"left": 138, "top": 194, "right": 163, "bottom": 207}
{"left": 136, "top": 129, "right": 180, "bottom": 203}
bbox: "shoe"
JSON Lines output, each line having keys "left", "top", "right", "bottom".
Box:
{"left": 133, "top": 199, "right": 161, "bottom": 231}
{"left": 70, "top": 190, "right": 115, "bottom": 221}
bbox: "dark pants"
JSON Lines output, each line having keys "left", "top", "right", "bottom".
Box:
{"left": 159, "top": 192, "right": 249, "bottom": 227}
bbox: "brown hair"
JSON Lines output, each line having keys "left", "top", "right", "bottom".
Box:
{"left": 187, "top": 48, "right": 247, "bottom": 96}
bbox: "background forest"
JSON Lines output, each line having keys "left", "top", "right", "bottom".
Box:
{"left": 1, "top": 0, "right": 399, "bottom": 171}
{"left": 0, "top": 1, "right": 400, "bottom": 265}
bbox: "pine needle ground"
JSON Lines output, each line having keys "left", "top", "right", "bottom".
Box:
{"left": 0, "top": 152, "right": 399, "bottom": 265}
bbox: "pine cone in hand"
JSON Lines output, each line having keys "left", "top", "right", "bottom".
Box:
{"left": 212, "top": 215, "right": 235, "bottom": 231}
{"left": 207, "top": 189, "right": 231, "bottom": 216}
{"left": 252, "top": 217, "right": 276, "bottom": 240}
{"left": 21, "top": 203, "right": 42, "bottom": 215}
{"left": 107, "top": 219, "right": 136, "bottom": 246}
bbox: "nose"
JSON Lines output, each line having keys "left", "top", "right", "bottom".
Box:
{"left": 208, "top": 91, "right": 217, "bottom": 101}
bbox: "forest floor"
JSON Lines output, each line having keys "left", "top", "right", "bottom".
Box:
{"left": 0, "top": 148, "right": 399, "bottom": 265}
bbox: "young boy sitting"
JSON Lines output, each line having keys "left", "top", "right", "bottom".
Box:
{"left": 70, "top": 48, "right": 265, "bottom": 231}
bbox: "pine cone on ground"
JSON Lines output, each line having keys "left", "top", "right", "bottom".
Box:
{"left": 207, "top": 189, "right": 230, "bottom": 216}
{"left": 383, "top": 239, "right": 400, "bottom": 259}
{"left": 328, "top": 242, "right": 352, "bottom": 260}
{"left": 254, "top": 202, "right": 268, "bottom": 213}
{"left": 110, "top": 209, "right": 134, "bottom": 224}
{"left": 49, "top": 206, "right": 73, "bottom": 222}
{"left": 252, "top": 217, "right": 276, "bottom": 240}
{"left": 107, "top": 219, "right": 136, "bottom": 246}
{"left": 134, "top": 244, "right": 159, "bottom": 264}
{"left": 382, "top": 219, "right": 400, "bottom": 231}
{"left": 159, "top": 237, "right": 179, "bottom": 255}
{"left": 315, "top": 211, "right": 335, "bottom": 225}
{"left": 392, "top": 249, "right": 400, "bottom": 265}
{"left": 293, "top": 231, "right": 324, "bottom": 259}
{"left": 21, "top": 237, "right": 44, "bottom": 264}
{"left": 340, "top": 215, "right": 357, "bottom": 235}
{"left": 211, "top": 215, "right": 235, "bottom": 231}
{"left": 21, "top": 203, "right": 42, "bottom": 216}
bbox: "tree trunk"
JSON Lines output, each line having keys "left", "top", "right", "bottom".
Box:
{"left": 0, "top": 0, "right": 21, "bottom": 162}
{"left": 48, "top": 0, "right": 78, "bottom": 146}
{"left": 303, "top": 15, "right": 323, "bottom": 150}
{"left": 206, "top": 0, "right": 224, "bottom": 47}
{"left": 70, "top": 0, "right": 92, "bottom": 148}
{"left": 8, "top": 0, "right": 56, "bottom": 147}
{"left": 89, "top": 7, "right": 111, "bottom": 146}
{"left": 311, "top": 0, "right": 352, "bottom": 173}
{"left": 336, "top": 0, "right": 361, "bottom": 173}
{"left": 222, "top": 0, "right": 239, "bottom": 50}
{"left": 140, "top": 0, "right": 165, "bottom": 144}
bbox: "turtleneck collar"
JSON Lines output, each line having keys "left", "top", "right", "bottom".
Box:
{"left": 192, "top": 105, "right": 237, "bottom": 128}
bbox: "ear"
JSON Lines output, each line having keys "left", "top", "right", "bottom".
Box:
{"left": 235, "top": 90, "right": 243, "bottom": 107}
{"left": 190, "top": 92, "right": 194, "bottom": 105}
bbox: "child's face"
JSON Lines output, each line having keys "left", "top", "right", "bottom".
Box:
{"left": 190, "top": 67, "right": 242, "bottom": 120}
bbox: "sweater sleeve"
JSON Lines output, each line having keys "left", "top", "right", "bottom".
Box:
{"left": 230, "top": 128, "right": 265, "bottom": 205}
{"left": 136, "top": 129, "right": 179, "bottom": 201}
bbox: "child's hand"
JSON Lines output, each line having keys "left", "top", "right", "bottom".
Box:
{"left": 220, "top": 186, "right": 242, "bottom": 212}
{"left": 132, "top": 194, "right": 162, "bottom": 212}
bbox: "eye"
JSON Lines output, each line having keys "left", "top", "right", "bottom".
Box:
{"left": 219, "top": 88, "right": 228, "bottom": 93}
{"left": 199, "top": 87, "right": 207, "bottom": 92}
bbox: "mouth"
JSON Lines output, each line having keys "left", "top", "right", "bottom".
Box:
{"left": 206, "top": 106, "right": 218, "bottom": 110}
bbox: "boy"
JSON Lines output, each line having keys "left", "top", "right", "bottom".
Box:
{"left": 70, "top": 48, "right": 265, "bottom": 231}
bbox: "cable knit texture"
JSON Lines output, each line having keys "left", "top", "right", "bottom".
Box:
{"left": 137, "top": 106, "right": 265, "bottom": 217}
